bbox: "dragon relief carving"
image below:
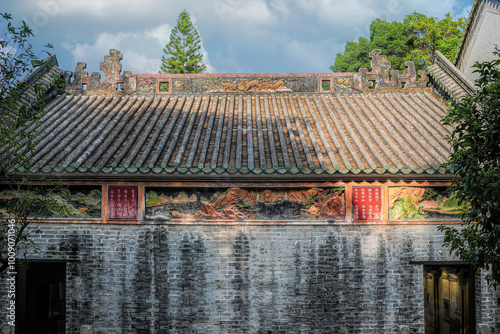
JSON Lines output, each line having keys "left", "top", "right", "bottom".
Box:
{"left": 196, "top": 77, "right": 294, "bottom": 93}
{"left": 63, "top": 49, "right": 136, "bottom": 92}
{"left": 359, "top": 49, "right": 428, "bottom": 89}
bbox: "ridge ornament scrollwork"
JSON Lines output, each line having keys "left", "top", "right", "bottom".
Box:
{"left": 359, "top": 49, "right": 428, "bottom": 89}
{"left": 63, "top": 49, "right": 136, "bottom": 93}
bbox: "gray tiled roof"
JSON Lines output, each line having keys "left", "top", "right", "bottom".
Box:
{"left": 428, "top": 51, "right": 475, "bottom": 102}
{"left": 17, "top": 54, "right": 63, "bottom": 107}
{"left": 13, "top": 91, "right": 452, "bottom": 178}
{"left": 7, "top": 49, "right": 455, "bottom": 180}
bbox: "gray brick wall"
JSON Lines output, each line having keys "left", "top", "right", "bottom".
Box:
{"left": 1, "top": 223, "right": 499, "bottom": 333}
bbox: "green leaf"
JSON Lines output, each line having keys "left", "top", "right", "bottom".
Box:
{"left": 331, "top": 11, "right": 465, "bottom": 72}
{"left": 441, "top": 48, "right": 500, "bottom": 305}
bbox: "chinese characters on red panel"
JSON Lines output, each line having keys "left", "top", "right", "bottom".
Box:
{"left": 108, "top": 186, "right": 138, "bottom": 219}
{"left": 352, "top": 186, "right": 381, "bottom": 221}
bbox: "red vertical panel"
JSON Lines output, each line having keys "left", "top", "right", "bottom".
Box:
{"left": 108, "top": 186, "right": 138, "bottom": 219}
{"left": 352, "top": 186, "right": 381, "bottom": 221}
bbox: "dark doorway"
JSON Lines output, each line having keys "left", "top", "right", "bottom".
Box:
{"left": 16, "top": 261, "right": 66, "bottom": 334}
{"left": 424, "top": 265, "right": 475, "bottom": 334}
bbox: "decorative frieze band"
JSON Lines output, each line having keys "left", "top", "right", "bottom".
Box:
{"left": 61, "top": 49, "right": 430, "bottom": 95}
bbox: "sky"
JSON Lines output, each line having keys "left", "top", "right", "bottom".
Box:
{"left": 3, "top": 0, "right": 474, "bottom": 75}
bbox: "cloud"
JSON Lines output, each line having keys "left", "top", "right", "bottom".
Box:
{"left": 456, "top": 4, "right": 473, "bottom": 19}
{"left": 39, "top": 0, "right": 156, "bottom": 18}
{"left": 5, "top": 0, "right": 473, "bottom": 74}
{"left": 212, "top": 54, "right": 249, "bottom": 73}
{"left": 62, "top": 23, "right": 214, "bottom": 74}
{"left": 212, "top": 0, "right": 274, "bottom": 24}
{"left": 145, "top": 24, "right": 172, "bottom": 48}
{"left": 200, "top": 45, "right": 217, "bottom": 74}
{"left": 269, "top": 0, "right": 291, "bottom": 19}
{"left": 284, "top": 39, "right": 341, "bottom": 73}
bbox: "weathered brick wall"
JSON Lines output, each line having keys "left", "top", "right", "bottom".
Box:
{"left": 1, "top": 223, "right": 500, "bottom": 333}
{"left": 476, "top": 268, "right": 500, "bottom": 330}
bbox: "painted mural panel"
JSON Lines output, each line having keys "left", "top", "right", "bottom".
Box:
{"left": 388, "top": 186, "right": 465, "bottom": 221}
{"left": 0, "top": 185, "right": 102, "bottom": 218}
{"left": 170, "top": 76, "right": 319, "bottom": 94}
{"left": 145, "top": 187, "right": 345, "bottom": 221}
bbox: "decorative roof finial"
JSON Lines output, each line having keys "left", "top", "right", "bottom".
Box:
{"left": 359, "top": 49, "right": 428, "bottom": 89}
{"left": 63, "top": 49, "right": 136, "bottom": 93}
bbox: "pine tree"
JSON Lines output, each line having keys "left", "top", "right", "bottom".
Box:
{"left": 160, "top": 10, "right": 206, "bottom": 74}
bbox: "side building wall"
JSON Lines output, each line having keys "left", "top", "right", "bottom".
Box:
{"left": 456, "top": 0, "right": 500, "bottom": 82}
{"left": 1, "top": 223, "right": 499, "bottom": 334}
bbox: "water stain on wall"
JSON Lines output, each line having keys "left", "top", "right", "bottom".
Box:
{"left": 346, "top": 236, "right": 365, "bottom": 333}
{"left": 59, "top": 232, "right": 95, "bottom": 327}
{"left": 397, "top": 235, "right": 420, "bottom": 327}
{"left": 131, "top": 229, "right": 154, "bottom": 333}
{"left": 173, "top": 232, "right": 208, "bottom": 333}
{"left": 375, "top": 237, "right": 388, "bottom": 333}
{"left": 152, "top": 228, "right": 171, "bottom": 332}
{"left": 16, "top": 225, "right": 500, "bottom": 333}
{"left": 230, "top": 232, "right": 251, "bottom": 332}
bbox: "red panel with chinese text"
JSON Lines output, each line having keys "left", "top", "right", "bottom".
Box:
{"left": 352, "top": 186, "right": 381, "bottom": 221}
{"left": 108, "top": 186, "right": 138, "bottom": 219}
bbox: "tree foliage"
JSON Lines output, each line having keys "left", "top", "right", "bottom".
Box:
{"left": 369, "top": 19, "right": 411, "bottom": 71}
{"left": 438, "top": 51, "right": 500, "bottom": 302}
{"left": 0, "top": 186, "right": 57, "bottom": 273}
{"left": 160, "top": 10, "right": 206, "bottom": 74}
{"left": 0, "top": 13, "right": 53, "bottom": 172}
{"left": 331, "top": 37, "right": 372, "bottom": 73}
{"left": 331, "top": 12, "right": 466, "bottom": 72}
{"left": 0, "top": 13, "right": 59, "bottom": 274}
{"left": 405, "top": 12, "right": 465, "bottom": 69}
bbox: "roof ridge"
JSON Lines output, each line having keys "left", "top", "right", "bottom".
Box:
{"left": 15, "top": 53, "right": 63, "bottom": 110}
{"left": 20, "top": 53, "right": 59, "bottom": 86}
{"left": 429, "top": 50, "right": 475, "bottom": 102}
{"left": 62, "top": 49, "right": 430, "bottom": 96}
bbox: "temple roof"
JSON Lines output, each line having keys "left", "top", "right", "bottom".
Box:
{"left": 15, "top": 54, "right": 63, "bottom": 108}
{"left": 428, "top": 50, "right": 475, "bottom": 102}
{"left": 6, "top": 49, "right": 454, "bottom": 181}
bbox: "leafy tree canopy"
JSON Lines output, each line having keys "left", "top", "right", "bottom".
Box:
{"left": 0, "top": 13, "right": 59, "bottom": 274}
{"left": 160, "top": 10, "right": 206, "bottom": 74}
{"left": 0, "top": 13, "right": 53, "bottom": 173}
{"left": 438, "top": 51, "right": 500, "bottom": 303}
{"left": 405, "top": 12, "right": 465, "bottom": 69}
{"left": 369, "top": 19, "right": 411, "bottom": 71}
{"left": 331, "top": 12, "right": 466, "bottom": 72}
{"left": 331, "top": 37, "right": 372, "bottom": 73}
